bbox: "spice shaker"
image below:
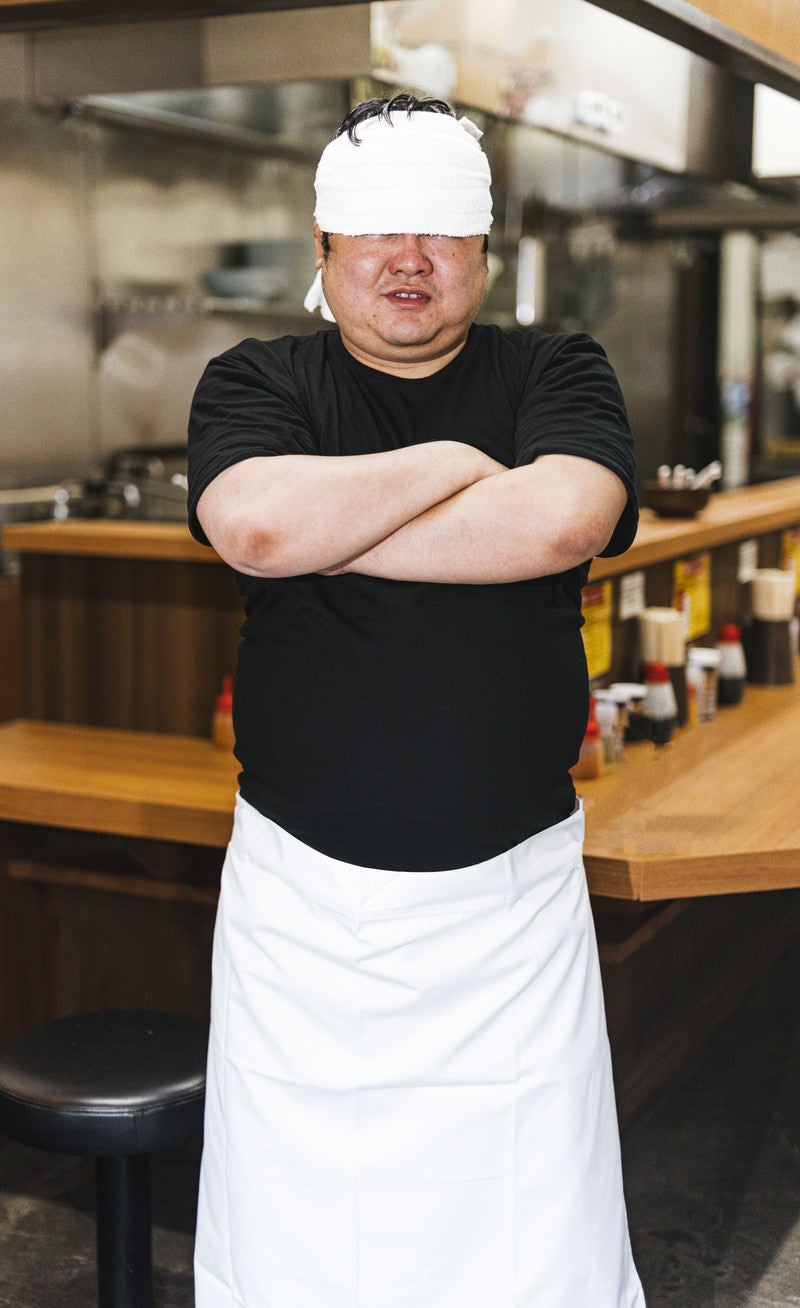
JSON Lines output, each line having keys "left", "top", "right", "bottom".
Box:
{"left": 687, "top": 647, "right": 721, "bottom": 721}
{"left": 608, "top": 682, "right": 648, "bottom": 742}
{"left": 593, "top": 690, "right": 622, "bottom": 768}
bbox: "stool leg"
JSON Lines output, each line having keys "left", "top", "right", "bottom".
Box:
{"left": 94, "top": 1154, "right": 154, "bottom": 1308}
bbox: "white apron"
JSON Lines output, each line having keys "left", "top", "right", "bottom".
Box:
{"left": 195, "top": 795, "right": 645, "bottom": 1308}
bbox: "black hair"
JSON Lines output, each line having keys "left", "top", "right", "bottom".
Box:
{"left": 320, "top": 93, "right": 489, "bottom": 256}
{"left": 334, "top": 92, "right": 455, "bottom": 145}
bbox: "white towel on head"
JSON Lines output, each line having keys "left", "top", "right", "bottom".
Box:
{"left": 305, "top": 110, "right": 493, "bottom": 320}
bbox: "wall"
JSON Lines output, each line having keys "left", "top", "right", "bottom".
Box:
{"left": 90, "top": 118, "right": 319, "bottom": 461}
{"left": 0, "top": 104, "right": 93, "bottom": 486}
{"left": 0, "top": 100, "right": 323, "bottom": 488}
{"left": 0, "top": 92, "right": 722, "bottom": 491}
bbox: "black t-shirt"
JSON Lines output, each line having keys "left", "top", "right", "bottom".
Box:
{"left": 188, "top": 324, "right": 637, "bottom": 871}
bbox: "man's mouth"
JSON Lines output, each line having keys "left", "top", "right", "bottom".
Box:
{"left": 387, "top": 290, "right": 430, "bottom": 304}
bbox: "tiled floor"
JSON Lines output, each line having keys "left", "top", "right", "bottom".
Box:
{"left": 1, "top": 937, "right": 799, "bottom": 1307}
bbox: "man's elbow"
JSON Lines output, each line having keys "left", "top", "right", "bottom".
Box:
{"left": 546, "top": 504, "right": 622, "bottom": 569}
{"left": 201, "top": 511, "right": 290, "bottom": 577}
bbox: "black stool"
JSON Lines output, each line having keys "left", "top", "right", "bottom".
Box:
{"left": 0, "top": 1010, "right": 208, "bottom": 1308}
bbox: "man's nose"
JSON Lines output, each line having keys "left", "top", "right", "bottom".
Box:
{"left": 389, "top": 235, "right": 433, "bottom": 274}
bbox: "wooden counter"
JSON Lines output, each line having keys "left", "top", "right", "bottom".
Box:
{"left": 0, "top": 720, "right": 238, "bottom": 848}
{"left": 2, "top": 711, "right": 798, "bottom": 1122}
{"left": 2, "top": 519, "right": 212, "bottom": 564}
{"left": 0, "top": 688, "right": 799, "bottom": 901}
{"left": 590, "top": 475, "right": 800, "bottom": 579}
{"left": 580, "top": 682, "right": 800, "bottom": 899}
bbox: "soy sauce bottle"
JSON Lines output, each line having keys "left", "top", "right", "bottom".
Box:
{"left": 717, "top": 624, "right": 747, "bottom": 705}
{"left": 642, "top": 661, "right": 678, "bottom": 745}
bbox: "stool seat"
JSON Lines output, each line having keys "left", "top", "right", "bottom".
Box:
{"left": 0, "top": 1010, "right": 208, "bottom": 1307}
{"left": 0, "top": 1010, "right": 207, "bottom": 1157}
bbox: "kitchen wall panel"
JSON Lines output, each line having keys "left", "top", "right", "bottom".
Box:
{"left": 91, "top": 121, "right": 319, "bottom": 458}
{"left": 0, "top": 101, "right": 324, "bottom": 486}
{"left": 0, "top": 104, "right": 94, "bottom": 486}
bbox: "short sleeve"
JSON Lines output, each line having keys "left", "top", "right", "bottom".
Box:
{"left": 514, "top": 332, "right": 638, "bottom": 557}
{"left": 187, "top": 338, "right": 317, "bottom": 545}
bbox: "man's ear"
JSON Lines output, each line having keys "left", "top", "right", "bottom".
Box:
{"left": 313, "top": 222, "right": 324, "bottom": 268}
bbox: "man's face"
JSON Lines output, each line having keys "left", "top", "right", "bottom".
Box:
{"left": 313, "top": 225, "right": 488, "bottom": 378}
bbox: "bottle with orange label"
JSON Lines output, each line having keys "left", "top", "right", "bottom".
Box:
{"left": 570, "top": 699, "right": 605, "bottom": 780}
{"left": 212, "top": 674, "right": 235, "bottom": 751}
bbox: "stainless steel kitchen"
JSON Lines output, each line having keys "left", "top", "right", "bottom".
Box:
{"left": 2, "top": 2, "right": 800, "bottom": 1305}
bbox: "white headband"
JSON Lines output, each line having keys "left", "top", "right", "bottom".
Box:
{"left": 304, "top": 110, "right": 493, "bottom": 321}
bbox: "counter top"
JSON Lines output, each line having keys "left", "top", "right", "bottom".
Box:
{"left": 1, "top": 520, "right": 213, "bottom": 564}
{"left": 1, "top": 690, "right": 800, "bottom": 900}
{"left": 4, "top": 475, "right": 800, "bottom": 573}
{"left": 581, "top": 681, "right": 800, "bottom": 899}
{"left": 591, "top": 475, "right": 800, "bottom": 579}
{"left": 0, "top": 721, "right": 238, "bottom": 847}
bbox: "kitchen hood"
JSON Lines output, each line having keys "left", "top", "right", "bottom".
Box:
{"left": 2, "top": 5, "right": 372, "bottom": 106}
{"left": 3, "top": 0, "right": 748, "bottom": 177}
{"left": 6, "top": 0, "right": 798, "bottom": 225}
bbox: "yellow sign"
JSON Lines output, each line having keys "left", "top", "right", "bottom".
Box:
{"left": 781, "top": 528, "right": 800, "bottom": 595}
{"left": 673, "top": 552, "right": 711, "bottom": 640}
{"left": 581, "top": 581, "right": 612, "bottom": 681}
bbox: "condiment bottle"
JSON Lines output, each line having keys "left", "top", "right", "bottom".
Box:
{"left": 716, "top": 624, "right": 747, "bottom": 705}
{"left": 687, "top": 647, "right": 721, "bottom": 721}
{"left": 570, "top": 699, "right": 605, "bottom": 780}
{"left": 212, "top": 674, "right": 235, "bottom": 750}
{"left": 593, "top": 690, "right": 621, "bottom": 767}
{"left": 642, "top": 661, "right": 678, "bottom": 744}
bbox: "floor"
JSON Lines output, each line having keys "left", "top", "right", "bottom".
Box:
{"left": 1, "top": 938, "right": 799, "bottom": 1307}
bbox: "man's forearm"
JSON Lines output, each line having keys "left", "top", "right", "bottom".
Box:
{"left": 197, "top": 442, "right": 504, "bottom": 577}
{"left": 337, "top": 456, "right": 628, "bottom": 584}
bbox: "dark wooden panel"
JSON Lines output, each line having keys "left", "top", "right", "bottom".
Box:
{"left": 0, "top": 577, "right": 22, "bottom": 724}
{"left": 0, "top": 822, "right": 222, "bottom": 1039}
{"left": 19, "top": 554, "right": 241, "bottom": 735}
{"left": 601, "top": 888, "right": 800, "bottom": 1124}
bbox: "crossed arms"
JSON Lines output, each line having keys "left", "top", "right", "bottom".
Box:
{"left": 196, "top": 442, "right": 628, "bottom": 585}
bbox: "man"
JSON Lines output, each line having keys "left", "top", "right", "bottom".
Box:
{"left": 189, "top": 93, "right": 646, "bottom": 1308}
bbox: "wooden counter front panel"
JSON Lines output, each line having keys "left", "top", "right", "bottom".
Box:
{"left": 18, "top": 553, "right": 241, "bottom": 736}
{"left": 0, "top": 822, "right": 220, "bottom": 1038}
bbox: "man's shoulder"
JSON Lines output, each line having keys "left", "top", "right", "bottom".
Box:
{"left": 469, "top": 323, "right": 580, "bottom": 388}
{"left": 470, "top": 322, "right": 572, "bottom": 366}
{"left": 212, "top": 329, "right": 335, "bottom": 374}
{"left": 472, "top": 323, "right": 621, "bottom": 390}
